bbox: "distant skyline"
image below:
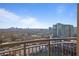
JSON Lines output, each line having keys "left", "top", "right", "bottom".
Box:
{"left": 0, "top": 3, "right": 77, "bottom": 28}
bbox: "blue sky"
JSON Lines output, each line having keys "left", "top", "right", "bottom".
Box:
{"left": 0, "top": 3, "right": 77, "bottom": 28}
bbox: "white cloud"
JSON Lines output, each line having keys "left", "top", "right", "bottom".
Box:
{"left": 0, "top": 8, "right": 47, "bottom": 28}
{"left": 19, "top": 17, "right": 45, "bottom": 28}
{"left": 0, "top": 9, "right": 35, "bottom": 27}
{"left": 0, "top": 8, "right": 20, "bottom": 23}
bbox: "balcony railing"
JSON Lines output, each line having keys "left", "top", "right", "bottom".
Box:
{"left": 0, "top": 37, "right": 76, "bottom": 56}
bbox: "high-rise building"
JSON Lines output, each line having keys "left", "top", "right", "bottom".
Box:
{"left": 52, "top": 23, "right": 76, "bottom": 37}
{"left": 52, "top": 23, "right": 64, "bottom": 37}
{"left": 63, "top": 25, "right": 74, "bottom": 37}
{"left": 73, "top": 27, "right": 77, "bottom": 37}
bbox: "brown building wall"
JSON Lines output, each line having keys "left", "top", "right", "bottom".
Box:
{"left": 77, "top": 3, "right": 79, "bottom": 56}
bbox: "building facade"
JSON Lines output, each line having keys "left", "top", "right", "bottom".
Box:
{"left": 51, "top": 23, "right": 76, "bottom": 37}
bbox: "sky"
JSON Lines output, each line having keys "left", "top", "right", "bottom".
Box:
{"left": 0, "top": 3, "right": 77, "bottom": 29}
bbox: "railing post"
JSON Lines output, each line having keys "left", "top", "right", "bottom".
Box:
{"left": 48, "top": 39, "right": 51, "bottom": 56}
{"left": 24, "top": 43, "right": 26, "bottom": 56}
{"left": 61, "top": 43, "right": 64, "bottom": 56}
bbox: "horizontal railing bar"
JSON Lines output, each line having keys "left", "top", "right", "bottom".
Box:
{"left": 0, "top": 44, "right": 48, "bottom": 54}
{"left": 50, "top": 42, "right": 76, "bottom": 44}
{"left": 0, "top": 43, "right": 76, "bottom": 53}
{"left": 0, "top": 37, "right": 76, "bottom": 47}
{"left": 0, "top": 39, "right": 49, "bottom": 47}
{"left": 50, "top": 37, "right": 76, "bottom": 40}
{"left": 0, "top": 47, "right": 23, "bottom": 54}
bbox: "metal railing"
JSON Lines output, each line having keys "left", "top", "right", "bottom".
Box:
{"left": 0, "top": 37, "right": 76, "bottom": 56}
